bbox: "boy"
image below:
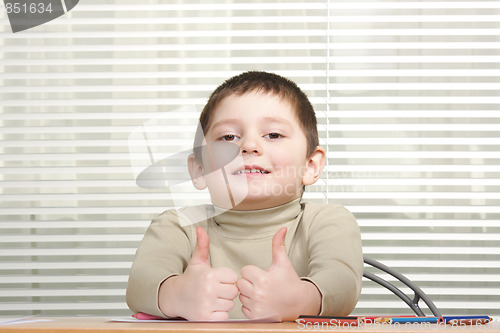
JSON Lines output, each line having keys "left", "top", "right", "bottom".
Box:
{"left": 126, "top": 71, "right": 363, "bottom": 321}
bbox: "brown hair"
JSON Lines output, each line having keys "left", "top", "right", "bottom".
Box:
{"left": 194, "top": 71, "right": 319, "bottom": 159}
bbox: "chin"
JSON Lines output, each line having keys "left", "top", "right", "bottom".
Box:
{"left": 231, "top": 196, "right": 293, "bottom": 211}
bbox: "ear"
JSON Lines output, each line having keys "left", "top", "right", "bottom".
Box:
{"left": 187, "top": 153, "right": 207, "bottom": 190}
{"left": 302, "top": 146, "right": 326, "bottom": 186}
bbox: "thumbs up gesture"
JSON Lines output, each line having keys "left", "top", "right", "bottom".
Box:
{"left": 158, "top": 227, "right": 239, "bottom": 321}
{"left": 237, "top": 227, "right": 322, "bottom": 321}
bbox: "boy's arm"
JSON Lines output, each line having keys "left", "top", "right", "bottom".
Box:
{"left": 126, "top": 210, "right": 192, "bottom": 318}
{"left": 126, "top": 213, "right": 238, "bottom": 321}
{"left": 302, "top": 205, "right": 363, "bottom": 316}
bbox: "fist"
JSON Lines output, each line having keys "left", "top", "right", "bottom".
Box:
{"left": 159, "top": 227, "right": 239, "bottom": 321}
{"left": 237, "top": 227, "right": 304, "bottom": 321}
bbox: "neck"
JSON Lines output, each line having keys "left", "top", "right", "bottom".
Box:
{"left": 212, "top": 198, "right": 302, "bottom": 238}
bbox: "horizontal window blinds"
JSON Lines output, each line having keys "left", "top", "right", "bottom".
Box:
{"left": 323, "top": 1, "right": 500, "bottom": 317}
{"left": 1, "top": 0, "right": 499, "bottom": 317}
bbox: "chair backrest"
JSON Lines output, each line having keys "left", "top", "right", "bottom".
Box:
{"left": 363, "top": 257, "right": 442, "bottom": 317}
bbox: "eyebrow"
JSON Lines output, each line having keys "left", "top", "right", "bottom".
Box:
{"left": 210, "top": 119, "right": 239, "bottom": 130}
{"left": 210, "top": 117, "right": 293, "bottom": 130}
{"left": 263, "top": 117, "right": 294, "bottom": 127}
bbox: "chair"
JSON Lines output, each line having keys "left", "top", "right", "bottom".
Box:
{"left": 363, "top": 257, "right": 442, "bottom": 317}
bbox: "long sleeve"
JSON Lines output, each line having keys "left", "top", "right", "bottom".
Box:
{"left": 126, "top": 200, "right": 363, "bottom": 319}
{"left": 126, "top": 209, "right": 195, "bottom": 317}
{"left": 299, "top": 204, "right": 363, "bottom": 316}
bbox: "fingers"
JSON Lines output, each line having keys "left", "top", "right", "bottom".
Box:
{"left": 212, "top": 266, "right": 238, "bottom": 299}
{"left": 198, "top": 281, "right": 236, "bottom": 320}
{"left": 218, "top": 283, "right": 239, "bottom": 301}
{"left": 206, "top": 281, "right": 237, "bottom": 319}
{"left": 213, "top": 266, "right": 238, "bottom": 284}
{"left": 238, "top": 284, "right": 271, "bottom": 320}
{"left": 190, "top": 227, "right": 210, "bottom": 266}
{"left": 240, "top": 264, "right": 266, "bottom": 283}
{"left": 206, "top": 311, "right": 230, "bottom": 321}
{"left": 237, "top": 265, "right": 266, "bottom": 318}
{"left": 241, "top": 304, "right": 253, "bottom": 319}
{"left": 236, "top": 230, "right": 296, "bottom": 320}
{"left": 271, "top": 227, "right": 288, "bottom": 267}
{"left": 186, "top": 227, "right": 293, "bottom": 320}
{"left": 193, "top": 282, "right": 237, "bottom": 321}
{"left": 235, "top": 273, "right": 254, "bottom": 297}
{"left": 184, "top": 230, "right": 240, "bottom": 320}
{"left": 238, "top": 284, "right": 254, "bottom": 319}
{"left": 213, "top": 297, "right": 235, "bottom": 312}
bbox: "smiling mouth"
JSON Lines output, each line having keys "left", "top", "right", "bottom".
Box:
{"left": 233, "top": 168, "right": 270, "bottom": 175}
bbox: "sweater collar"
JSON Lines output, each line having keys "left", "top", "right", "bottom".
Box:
{"left": 212, "top": 198, "right": 302, "bottom": 238}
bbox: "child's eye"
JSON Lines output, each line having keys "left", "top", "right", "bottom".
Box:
{"left": 219, "top": 134, "right": 239, "bottom": 141}
{"left": 265, "top": 132, "right": 282, "bottom": 140}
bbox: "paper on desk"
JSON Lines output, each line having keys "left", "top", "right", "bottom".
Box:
{"left": 0, "top": 316, "right": 53, "bottom": 326}
{"left": 110, "top": 316, "right": 280, "bottom": 323}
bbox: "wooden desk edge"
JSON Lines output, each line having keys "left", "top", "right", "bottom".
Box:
{"left": 0, "top": 317, "right": 498, "bottom": 333}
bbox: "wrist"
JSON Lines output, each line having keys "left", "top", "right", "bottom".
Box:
{"left": 298, "top": 279, "right": 322, "bottom": 316}
{"left": 158, "top": 275, "right": 180, "bottom": 318}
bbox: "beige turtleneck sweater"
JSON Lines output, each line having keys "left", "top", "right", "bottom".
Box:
{"left": 126, "top": 199, "right": 363, "bottom": 319}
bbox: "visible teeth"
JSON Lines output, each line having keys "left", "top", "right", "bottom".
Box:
{"left": 234, "top": 169, "right": 268, "bottom": 175}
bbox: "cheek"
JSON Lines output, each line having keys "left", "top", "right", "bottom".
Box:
{"left": 271, "top": 155, "right": 306, "bottom": 180}
{"left": 203, "top": 170, "right": 224, "bottom": 189}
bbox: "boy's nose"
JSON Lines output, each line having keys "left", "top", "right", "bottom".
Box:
{"left": 241, "top": 138, "right": 261, "bottom": 155}
{"left": 242, "top": 147, "right": 259, "bottom": 154}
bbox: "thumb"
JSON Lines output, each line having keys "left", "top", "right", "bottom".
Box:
{"left": 190, "top": 227, "right": 210, "bottom": 266}
{"left": 270, "top": 227, "right": 290, "bottom": 268}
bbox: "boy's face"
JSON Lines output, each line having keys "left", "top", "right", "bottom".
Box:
{"left": 189, "top": 91, "right": 324, "bottom": 211}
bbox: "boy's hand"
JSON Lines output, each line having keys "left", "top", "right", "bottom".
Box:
{"left": 237, "top": 227, "right": 321, "bottom": 321}
{"left": 158, "top": 227, "right": 239, "bottom": 321}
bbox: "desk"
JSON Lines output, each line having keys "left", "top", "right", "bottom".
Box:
{"left": 0, "top": 317, "right": 498, "bottom": 333}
